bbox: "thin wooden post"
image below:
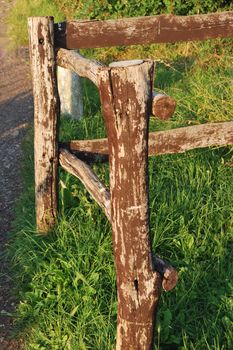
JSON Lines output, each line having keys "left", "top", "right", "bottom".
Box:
{"left": 28, "top": 17, "right": 60, "bottom": 233}
{"left": 57, "top": 65, "right": 83, "bottom": 119}
{"left": 99, "top": 60, "right": 162, "bottom": 349}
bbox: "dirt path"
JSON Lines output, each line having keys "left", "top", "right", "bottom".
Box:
{"left": 0, "top": 1, "right": 33, "bottom": 348}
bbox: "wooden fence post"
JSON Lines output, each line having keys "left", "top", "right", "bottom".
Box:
{"left": 28, "top": 17, "right": 60, "bottom": 233}
{"left": 99, "top": 60, "right": 162, "bottom": 349}
{"left": 57, "top": 64, "right": 83, "bottom": 119}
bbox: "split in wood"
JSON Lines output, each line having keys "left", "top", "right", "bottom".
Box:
{"left": 59, "top": 148, "right": 111, "bottom": 220}
{"left": 60, "top": 120, "right": 233, "bottom": 157}
{"left": 152, "top": 92, "right": 176, "bottom": 120}
{"left": 153, "top": 256, "right": 178, "bottom": 292}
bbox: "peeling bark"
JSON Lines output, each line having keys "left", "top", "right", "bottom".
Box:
{"left": 99, "top": 60, "right": 162, "bottom": 349}
{"left": 28, "top": 17, "right": 59, "bottom": 233}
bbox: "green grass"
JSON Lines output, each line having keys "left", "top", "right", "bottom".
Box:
{"left": 6, "top": 0, "right": 64, "bottom": 49}
{"left": 9, "top": 40, "right": 233, "bottom": 349}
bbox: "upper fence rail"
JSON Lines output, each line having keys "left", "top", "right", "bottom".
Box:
{"left": 54, "top": 11, "right": 233, "bottom": 49}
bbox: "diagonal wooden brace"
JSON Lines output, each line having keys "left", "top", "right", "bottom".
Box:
{"left": 56, "top": 48, "right": 103, "bottom": 87}
{"left": 59, "top": 148, "right": 111, "bottom": 220}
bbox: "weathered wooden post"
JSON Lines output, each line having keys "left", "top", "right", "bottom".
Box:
{"left": 99, "top": 60, "right": 162, "bottom": 349}
{"left": 28, "top": 17, "right": 60, "bottom": 233}
{"left": 57, "top": 65, "right": 83, "bottom": 119}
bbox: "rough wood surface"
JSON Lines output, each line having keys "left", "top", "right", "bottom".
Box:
{"left": 56, "top": 48, "right": 103, "bottom": 86}
{"left": 153, "top": 256, "right": 178, "bottom": 292}
{"left": 99, "top": 60, "right": 162, "bottom": 350}
{"left": 61, "top": 139, "right": 109, "bottom": 155}
{"left": 54, "top": 11, "right": 233, "bottom": 49}
{"left": 152, "top": 92, "right": 176, "bottom": 120}
{"left": 62, "top": 121, "right": 233, "bottom": 156}
{"left": 28, "top": 17, "right": 59, "bottom": 233}
{"left": 59, "top": 148, "right": 111, "bottom": 220}
{"left": 148, "top": 121, "right": 233, "bottom": 155}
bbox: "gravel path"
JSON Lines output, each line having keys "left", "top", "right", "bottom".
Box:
{"left": 0, "top": 1, "right": 33, "bottom": 348}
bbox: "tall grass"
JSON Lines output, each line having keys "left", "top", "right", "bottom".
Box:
{"left": 7, "top": 0, "right": 64, "bottom": 49}
{"left": 9, "top": 40, "right": 233, "bottom": 349}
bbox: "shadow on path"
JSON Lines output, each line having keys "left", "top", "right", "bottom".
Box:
{"left": 0, "top": 61, "right": 33, "bottom": 349}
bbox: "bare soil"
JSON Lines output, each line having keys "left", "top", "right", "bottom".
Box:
{"left": 0, "top": 1, "right": 33, "bottom": 348}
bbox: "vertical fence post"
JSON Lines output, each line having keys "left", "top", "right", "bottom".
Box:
{"left": 57, "top": 64, "right": 83, "bottom": 119}
{"left": 99, "top": 60, "right": 162, "bottom": 349}
{"left": 28, "top": 17, "right": 59, "bottom": 233}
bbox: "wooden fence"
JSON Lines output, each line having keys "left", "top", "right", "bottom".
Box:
{"left": 28, "top": 11, "right": 233, "bottom": 350}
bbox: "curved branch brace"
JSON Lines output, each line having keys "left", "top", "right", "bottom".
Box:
{"left": 59, "top": 149, "right": 111, "bottom": 220}
{"left": 56, "top": 48, "right": 103, "bottom": 87}
{"left": 99, "top": 60, "right": 162, "bottom": 350}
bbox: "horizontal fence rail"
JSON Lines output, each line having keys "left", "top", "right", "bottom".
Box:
{"left": 54, "top": 11, "right": 233, "bottom": 49}
{"left": 61, "top": 121, "right": 233, "bottom": 157}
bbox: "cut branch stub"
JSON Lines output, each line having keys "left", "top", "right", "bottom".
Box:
{"left": 153, "top": 256, "right": 178, "bottom": 292}
{"left": 99, "top": 60, "right": 162, "bottom": 350}
{"left": 152, "top": 92, "right": 176, "bottom": 120}
{"left": 28, "top": 17, "right": 59, "bottom": 233}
